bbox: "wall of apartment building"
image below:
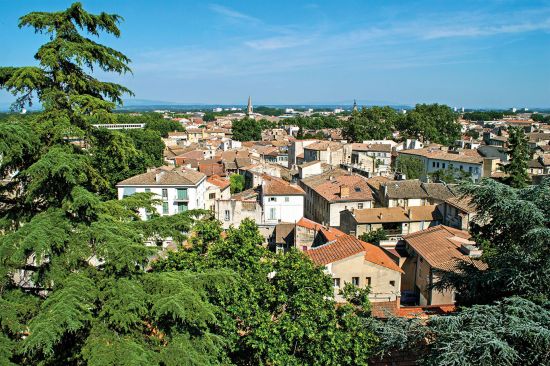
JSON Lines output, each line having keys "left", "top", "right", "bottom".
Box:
{"left": 329, "top": 201, "right": 373, "bottom": 228}
{"left": 442, "top": 203, "right": 475, "bottom": 231}
{"left": 413, "top": 255, "right": 454, "bottom": 306}
{"left": 342, "top": 220, "right": 435, "bottom": 239}
{"left": 262, "top": 194, "right": 304, "bottom": 226}
{"left": 118, "top": 182, "right": 205, "bottom": 220}
{"left": 386, "top": 197, "right": 426, "bottom": 208}
{"left": 204, "top": 185, "right": 230, "bottom": 213}
{"left": 216, "top": 199, "right": 262, "bottom": 229}
{"left": 327, "top": 254, "right": 402, "bottom": 303}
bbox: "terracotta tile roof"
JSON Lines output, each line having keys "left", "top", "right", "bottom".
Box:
{"left": 351, "top": 205, "right": 441, "bottom": 224}
{"left": 444, "top": 196, "right": 476, "bottom": 213}
{"left": 295, "top": 217, "right": 347, "bottom": 241}
{"left": 352, "top": 143, "right": 392, "bottom": 153}
{"left": 403, "top": 225, "right": 487, "bottom": 272}
{"left": 199, "top": 162, "right": 225, "bottom": 177}
{"left": 117, "top": 166, "right": 206, "bottom": 186}
{"left": 399, "top": 148, "right": 484, "bottom": 164}
{"left": 308, "top": 175, "right": 374, "bottom": 203}
{"left": 304, "top": 141, "right": 343, "bottom": 151}
{"left": 306, "top": 234, "right": 403, "bottom": 273}
{"left": 176, "top": 150, "right": 205, "bottom": 160}
{"left": 365, "top": 176, "right": 391, "bottom": 191}
{"left": 262, "top": 175, "right": 305, "bottom": 196}
{"left": 207, "top": 175, "right": 230, "bottom": 189}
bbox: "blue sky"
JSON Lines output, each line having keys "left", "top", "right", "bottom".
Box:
{"left": 1, "top": 0, "right": 549, "bottom": 108}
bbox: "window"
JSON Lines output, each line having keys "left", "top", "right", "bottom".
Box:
{"left": 176, "top": 188, "right": 188, "bottom": 200}
{"left": 177, "top": 202, "right": 188, "bottom": 213}
{"left": 389, "top": 280, "right": 395, "bottom": 287}
{"left": 432, "top": 162, "right": 436, "bottom": 168}
{"left": 365, "top": 277, "right": 372, "bottom": 286}
{"left": 162, "top": 201, "right": 169, "bottom": 215}
{"left": 358, "top": 203, "right": 363, "bottom": 209}
{"left": 468, "top": 166, "right": 473, "bottom": 173}
{"left": 122, "top": 187, "right": 136, "bottom": 198}
{"left": 162, "top": 189, "right": 168, "bottom": 199}
{"left": 302, "top": 246, "right": 308, "bottom": 251}
{"left": 145, "top": 188, "right": 151, "bottom": 193}
{"left": 209, "top": 193, "right": 216, "bottom": 199}
{"left": 269, "top": 207, "right": 276, "bottom": 220}
{"left": 284, "top": 196, "right": 290, "bottom": 202}
{"left": 269, "top": 197, "right": 276, "bottom": 202}
{"left": 352, "top": 277, "right": 360, "bottom": 286}
{"left": 333, "top": 278, "right": 341, "bottom": 288}
{"left": 224, "top": 210, "right": 230, "bottom": 221}
{"left": 442, "top": 163, "right": 446, "bottom": 169}
{"left": 460, "top": 165, "right": 464, "bottom": 171}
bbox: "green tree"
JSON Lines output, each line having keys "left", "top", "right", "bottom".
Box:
{"left": 229, "top": 174, "right": 245, "bottom": 194}
{"left": 154, "top": 218, "right": 378, "bottom": 365}
{"left": 342, "top": 106, "right": 400, "bottom": 142}
{"left": 395, "top": 155, "right": 426, "bottom": 179}
{"left": 126, "top": 128, "right": 164, "bottom": 167}
{"left": 202, "top": 112, "right": 216, "bottom": 122}
{"left": 145, "top": 117, "right": 184, "bottom": 137}
{"left": 501, "top": 126, "right": 531, "bottom": 188}
{"left": 0, "top": 4, "right": 234, "bottom": 365}
{"left": 231, "top": 117, "right": 262, "bottom": 141}
{"left": 429, "top": 166, "right": 471, "bottom": 184}
{"left": 434, "top": 179, "right": 550, "bottom": 305}
{"left": 376, "top": 297, "right": 550, "bottom": 366}
{"left": 359, "top": 229, "right": 388, "bottom": 245}
{"left": 398, "top": 104, "right": 460, "bottom": 145}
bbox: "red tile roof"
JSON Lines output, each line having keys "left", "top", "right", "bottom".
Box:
{"left": 262, "top": 175, "right": 305, "bottom": 196}
{"left": 207, "top": 175, "right": 230, "bottom": 189}
{"left": 306, "top": 234, "right": 403, "bottom": 273}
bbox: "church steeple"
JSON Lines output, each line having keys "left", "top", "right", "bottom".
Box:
{"left": 353, "top": 99, "right": 358, "bottom": 112}
{"left": 247, "top": 96, "right": 253, "bottom": 115}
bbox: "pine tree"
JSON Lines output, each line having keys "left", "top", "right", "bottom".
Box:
{"left": 502, "top": 126, "right": 531, "bottom": 188}
{"left": 0, "top": 4, "right": 234, "bottom": 365}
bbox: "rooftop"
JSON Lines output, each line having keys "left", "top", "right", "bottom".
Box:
{"left": 306, "top": 234, "right": 403, "bottom": 273}
{"left": 117, "top": 166, "right": 206, "bottom": 186}
{"left": 400, "top": 148, "right": 484, "bottom": 164}
{"left": 403, "top": 225, "right": 487, "bottom": 272}
{"left": 350, "top": 205, "right": 441, "bottom": 224}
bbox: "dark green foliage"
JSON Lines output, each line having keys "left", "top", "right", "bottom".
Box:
{"left": 395, "top": 155, "right": 426, "bottom": 179}
{"left": 501, "top": 126, "right": 531, "bottom": 188}
{"left": 229, "top": 174, "right": 245, "bottom": 194}
{"left": 398, "top": 104, "right": 461, "bottom": 144}
{"left": 376, "top": 297, "right": 550, "bottom": 366}
{"left": 342, "top": 106, "right": 400, "bottom": 142}
{"left": 531, "top": 113, "right": 550, "bottom": 123}
{"left": 231, "top": 117, "right": 270, "bottom": 141}
{"left": 145, "top": 116, "right": 184, "bottom": 137}
{"left": 463, "top": 111, "right": 505, "bottom": 121}
{"left": 202, "top": 112, "right": 216, "bottom": 122}
{"left": 283, "top": 115, "right": 342, "bottom": 130}
{"left": 359, "top": 228, "right": 388, "bottom": 245}
{"left": 0, "top": 4, "right": 237, "bottom": 365}
{"left": 154, "top": 218, "right": 378, "bottom": 365}
{"left": 429, "top": 166, "right": 472, "bottom": 183}
{"left": 434, "top": 179, "right": 550, "bottom": 305}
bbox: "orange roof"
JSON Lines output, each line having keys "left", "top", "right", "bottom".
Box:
{"left": 207, "top": 175, "right": 230, "bottom": 189}
{"left": 306, "top": 234, "right": 403, "bottom": 273}
{"left": 262, "top": 175, "right": 305, "bottom": 196}
{"left": 310, "top": 175, "right": 374, "bottom": 203}
{"left": 404, "top": 225, "right": 487, "bottom": 272}
{"left": 295, "top": 217, "right": 346, "bottom": 241}
{"left": 352, "top": 205, "right": 441, "bottom": 224}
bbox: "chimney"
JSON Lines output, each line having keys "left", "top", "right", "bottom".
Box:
{"left": 340, "top": 185, "right": 350, "bottom": 198}
{"left": 155, "top": 171, "right": 165, "bottom": 183}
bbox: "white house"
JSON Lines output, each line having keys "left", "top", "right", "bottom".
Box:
{"left": 117, "top": 166, "right": 207, "bottom": 220}
{"left": 261, "top": 175, "right": 305, "bottom": 225}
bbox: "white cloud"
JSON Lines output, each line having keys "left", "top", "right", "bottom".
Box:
{"left": 208, "top": 4, "right": 260, "bottom": 23}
